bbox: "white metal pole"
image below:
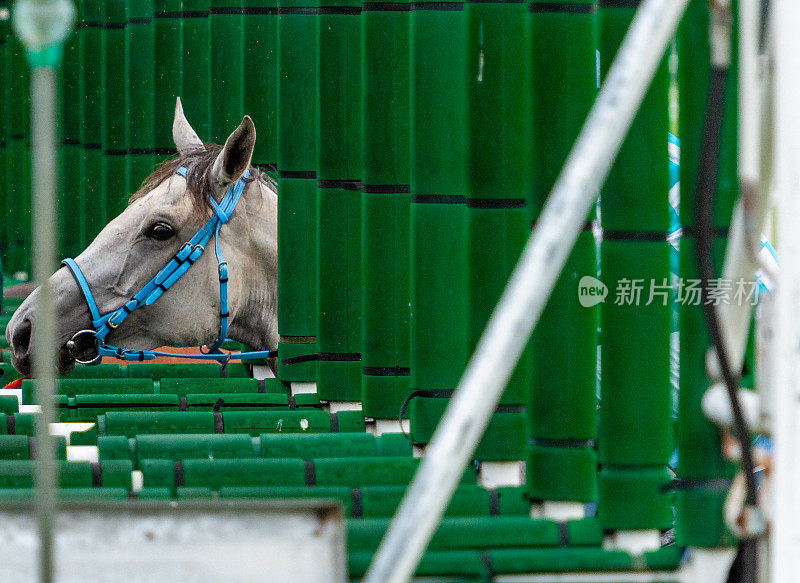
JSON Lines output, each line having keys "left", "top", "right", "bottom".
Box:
{"left": 363, "top": 1, "right": 690, "bottom": 581}
{"left": 12, "top": 2, "right": 74, "bottom": 582}
{"left": 769, "top": 1, "right": 800, "bottom": 581}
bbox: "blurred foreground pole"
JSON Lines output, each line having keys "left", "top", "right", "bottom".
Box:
{"left": 364, "top": 0, "right": 689, "bottom": 581}
{"left": 12, "top": 1, "right": 73, "bottom": 582}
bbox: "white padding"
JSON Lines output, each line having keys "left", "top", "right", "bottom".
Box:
{"left": 49, "top": 423, "right": 95, "bottom": 445}
{"left": 530, "top": 501, "right": 586, "bottom": 521}
{"left": 131, "top": 470, "right": 144, "bottom": 493}
{"left": 291, "top": 382, "right": 317, "bottom": 395}
{"left": 603, "top": 530, "right": 661, "bottom": 554}
{"left": 478, "top": 461, "right": 524, "bottom": 488}
{"left": 66, "top": 446, "right": 99, "bottom": 463}
{"left": 373, "top": 419, "right": 409, "bottom": 436}
{"left": 1, "top": 388, "right": 22, "bottom": 406}
{"left": 328, "top": 402, "right": 362, "bottom": 414}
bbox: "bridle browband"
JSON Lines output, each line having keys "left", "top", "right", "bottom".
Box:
{"left": 62, "top": 165, "right": 277, "bottom": 366}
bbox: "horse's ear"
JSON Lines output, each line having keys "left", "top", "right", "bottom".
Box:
{"left": 172, "top": 97, "right": 205, "bottom": 155}
{"left": 210, "top": 116, "right": 256, "bottom": 189}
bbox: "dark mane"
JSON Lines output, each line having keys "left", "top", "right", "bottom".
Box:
{"left": 129, "top": 143, "right": 275, "bottom": 209}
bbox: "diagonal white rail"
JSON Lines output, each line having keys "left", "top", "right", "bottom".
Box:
{"left": 363, "top": 0, "right": 690, "bottom": 581}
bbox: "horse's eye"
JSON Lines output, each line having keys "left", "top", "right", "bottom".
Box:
{"left": 147, "top": 222, "right": 175, "bottom": 241}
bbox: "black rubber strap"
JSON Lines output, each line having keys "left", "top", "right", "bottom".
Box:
{"left": 318, "top": 179, "right": 362, "bottom": 190}
{"left": 488, "top": 489, "right": 500, "bottom": 517}
{"left": 478, "top": 551, "right": 495, "bottom": 579}
{"left": 466, "top": 197, "right": 527, "bottom": 209}
{"left": 179, "top": 397, "right": 187, "bottom": 412}
{"left": 329, "top": 413, "right": 339, "bottom": 433}
{"left": 361, "top": 184, "right": 411, "bottom": 194}
{"left": 351, "top": 488, "right": 363, "bottom": 518}
{"left": 530, "top": 1, "right": 596, "bottom": 12}
{"left": 303, "top": 460, "right": 316, "bottom": 486}
{"left": 602, "top": 230, "right": 670, "bottom": 242}
{"left": 288, "top": 395, "right": 297, "bottom": 411}
{"left": 558, "top": 521, "right": 569, "bottom": 547}
{"left": 174, "top": 461, "right": 184, "bottom": 488}
{"left": 597, "top": 0, "right": 640, "bottom": 7}
{"left": 530, "top": 437, "right": 595, "bottom": 449}
{"left": 212, "top": 398, "right": 225, "bottom": 433}
{"left": 363, "top": 366, "right": 411, "bottom": 377}
{"left": 6, "top": 414, "right": 15, "bottom": 435}
{"left": 27, "top": 436, "right": 36, "bottom": 459}
{"left": 91, "top": 463, "right": 103, "bottom": 487}
{"left": 257, "top": 379, "right": 267, "bottom": 394}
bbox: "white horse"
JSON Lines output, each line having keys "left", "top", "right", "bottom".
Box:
{"left": 6, "top": 99, "right": 278, "bottom": 375}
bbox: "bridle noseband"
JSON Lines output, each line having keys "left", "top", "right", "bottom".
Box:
{"left": 62, "top": 165, "right": 276, "bottom": 365}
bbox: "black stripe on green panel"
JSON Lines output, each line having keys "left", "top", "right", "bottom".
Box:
{"left": 681, "top": 225, "right": 730, "bottom": 238}
{"left": 412, "top": 195, "right": 465, "bottom": 204}
{"left": 318, "top": 179, "right": 362, "bottom": 190}
{"left": 126, "top": 147, "right": 178, "bottom": 156}
{"left": 362, "top": 2, "right": 412, "bottom": 11}
{"left": 531, "top": 437, "right": 596, "bottom": 448}
{"left": 466, "top": 198, "right": 526, "bottom": 209}
{"left": 362, "top": 184, "right": 411, "bottom": 194}
{"left": 75, "top": 21, "right": 103, "bottom": 28}
{"left": 602, "top": 230, "right": 669, "bottom": 242}
{"left": 242, "top": 7, "right": 281, "bottom": 14}
{"left": 531, "top": 219, "right": 594, "bottom": 231}
{"left": 104, "top": 23, "right": 127, "bottom": 29}
{"left": 412, "top": 2, "right": 464, "bottom": 10}
{"left": 529, "top": 2, "right": 595, "bottom": 12}
{"left": 277, "top": 6, "right": 361, "bottom": 13}
{"left": 128, "top": 17, "right": 153, "bottom": 24}
{"left": 210, "top": 6, "right": 246, "bottom": 14}
{"left": 363, "top": 367, "right": 411, "bottom": 376}
{"left": 279, "top": 170, "right": 317, "bottom": 179}
{"left": 597, "top": 0, "right": 640, "bottom": 7}
{"left": 83, "top": 143, "right": 102, "bottom": 150}
{"left": 281, "top": 352, "right": 362, "bottom": 365}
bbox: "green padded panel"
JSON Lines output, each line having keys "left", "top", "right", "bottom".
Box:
{"left": 181, "top": 458, "right": 306, "bottom": 489}
{"left": 65, "top": 364, "right": 124, "bottom": 379}
{"left": 526, "top": 444, "right": 597, "bottom": 502}
{"left": 124, "top": 363, "right": 223, "bottom": 379}
{"left": 293, "top": 393, "right": 323, "bottom": 408}
{"left": 409, "top": 398, "right": 525, "bottom": 461}
{"left": 219, "top": 486, "right": 352, "bottom": 515}
{"left": 186, "top": 393, "right": 289, "bottom": 410}
{"left": 676, "top": 488, "right": 736, "bottom": 548}
{"left": 0, "top": 460, "right": 131, "bottom": 488}
{"left": 177, "top": 487, "right": 215, "bottom": 499}
{"left": 136, "top": 434, "right": 255, "bottom": 464}
{"left": 0, "top": 435, "right": 66, "bottom": 460}
{"left": 0, "top": 488, "right": 129, "bottom": 501}
{"left": 1, "top": 414, "right": 36, "bottom": 436}
{"left": 97, "top": 436, "right": 132, "bottom": 461}
{"left": 22, "top": 378, "right": 154, "bottom": 402}
{"left": 221, "top": 363, "right": 252, "bottom": 378}
{"left": 348, "top": 517, "right": 561, "bottom": 554}
{"left": 487, "top": 547, "right": 634, "bottom": 575}
{"left": 103, "top": 412, "right": 215, "bottom": 437}
{"left": 314, "top": 457, "right": 476, "bottom": 488}
{"left": 69, "top": 425, "right": 99, "bottom": 445}
{"left": 259, "top": 433, "right": 411, "bottom": 460}
{"left": 598, "top": 466, "right": 673, "bottom": 531}
{"left": 135, "top": 487, "right": 174, "bottom": 500}
{"left": 159, "top": 377, "right": 260, "bottom": 396}
{"left": 359, "top": 485, "right": 528, "bottom": 519}
{"left": 223, "top": 411, "right": 332, "bottom": 436}
{"left": 348, "top": 550, "right": 486, "bottom": 579}
{"left": 0, "top": 395, "right": 18, "bottom": 414}
{"left": 69, "top": 394, "right": 179, "bottom": 421}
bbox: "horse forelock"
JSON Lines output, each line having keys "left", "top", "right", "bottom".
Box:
{"left": 127, "top": 143, "right": 273, "bottom": 215}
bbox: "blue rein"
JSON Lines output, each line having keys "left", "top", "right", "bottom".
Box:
{"left": 62, "top": 166, "right": 277, "bottom": 365}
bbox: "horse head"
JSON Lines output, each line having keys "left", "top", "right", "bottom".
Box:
{"left": 6, "top": 99, "right": 278, "bottom": 375}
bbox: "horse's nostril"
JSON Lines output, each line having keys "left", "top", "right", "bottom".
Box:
{"left": 11, "top": 318, "right": 32, "bottom": 357}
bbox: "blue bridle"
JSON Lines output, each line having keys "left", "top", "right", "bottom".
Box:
{"left": 62, "top": 165, "right": 277, "bottom": 365}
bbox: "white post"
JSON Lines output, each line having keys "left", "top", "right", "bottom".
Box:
{"left": 769, "top": 1, "right": 800, "bottom": 581}
{"left": 363, "top": 1, "right": 690, "bottom": 581}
